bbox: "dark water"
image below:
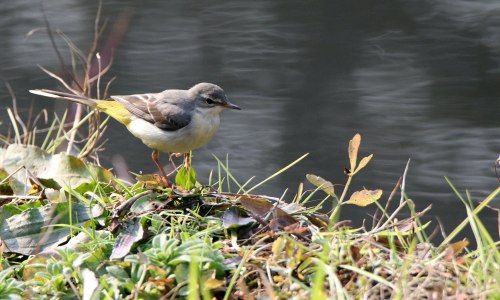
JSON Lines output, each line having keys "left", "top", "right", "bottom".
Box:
{"left": 1, "top": 0, "right": 499, "bottom": 241}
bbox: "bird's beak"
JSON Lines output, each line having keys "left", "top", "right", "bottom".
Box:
{"left": 224, "top": 101, "right": 241, "bottom": 110}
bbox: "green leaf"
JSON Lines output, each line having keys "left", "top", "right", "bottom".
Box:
{"left": 175, "top": 166, "right": 197, "bottom": 190}
{"left": 0, "top": 204, "right": 23, "bottom": 220}
{"left": 106, "top": 265, "right": 130, "bottom": 280}
{"left": 0, "top": 169, "right": 13, "bottom": 195}
{"left": 175, "top": 263, "right": 190, "bottom": 295}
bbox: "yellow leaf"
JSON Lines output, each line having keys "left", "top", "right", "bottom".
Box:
{"left": 272, "top": 237, "right": 286, "bottom": 256}
{"left": 353, "top": 154, "right": 373, "bottom": 174}
{"left": 348, "top": 133, "right": 361, "bottom": 173}
{"left": 136, "top": 174, "right": 162, "bottom": 185}
{"left": 204, "top": 277, "right": 225, "bottom": 290}
{"left": 294, "top": 182, "right": 304, "bottom": 203}
{"left": 306, "top": 174, "right": 336, "bottom": 197}
{"left": 345, "top": 189, "right": 382, "bottom": 206}
{"left": 449, "top": 239, "right": 469, "bottom": 255}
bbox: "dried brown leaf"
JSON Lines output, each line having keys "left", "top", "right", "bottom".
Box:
{"left": 239, "top": 196, "right": 298, "bottom": 229}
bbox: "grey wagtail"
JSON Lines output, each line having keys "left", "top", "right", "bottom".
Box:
{"left": 30, "top": 83, "right": 240, "bottom": 185}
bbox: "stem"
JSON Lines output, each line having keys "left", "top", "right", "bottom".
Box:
{"left": 329, "top": 175, "right": 353, "bottom": 227}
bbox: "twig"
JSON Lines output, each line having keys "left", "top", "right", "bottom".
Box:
{"left": 6, "top": 82, "right": 28, "bottom": 143}
{"left": 63, "top": 273, "right": 82, "bottom": 300}
{"left": 400, "top": 158, "right": 411, "bottom": 204}
{"left": 374, "top": 176, "right": 402, "bottom": 230}
{"left": 37, "top": 65, "right": 80, "bottom": 95}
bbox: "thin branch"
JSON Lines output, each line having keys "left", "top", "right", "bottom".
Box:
{"left": 37, "top": 65, "right": 80, "bottom": 95}
{"left": 40, "top": 2, "right": 82, "bottom": 91}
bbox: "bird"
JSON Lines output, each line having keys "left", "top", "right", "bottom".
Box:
{"left": 30, "top": 83, "right": 241, "bottom": 186}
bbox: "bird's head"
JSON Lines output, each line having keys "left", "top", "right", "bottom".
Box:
{"left": 190, "top": 83, "right": 240, "bottom": 112}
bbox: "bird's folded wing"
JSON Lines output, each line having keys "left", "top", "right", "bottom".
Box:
{"left": 111, "top": 93, "right": 191, "bottom": 131}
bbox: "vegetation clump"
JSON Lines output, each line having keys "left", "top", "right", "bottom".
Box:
{"left": 0, "top": 8, "right": 498, "bottom": 299}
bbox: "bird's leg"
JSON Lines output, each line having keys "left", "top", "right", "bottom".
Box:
{"left": 152, "top": 150, "right": 171, "bottom": 186}
{"left": 184, "top": 152, "right": 191, "bottom": 170}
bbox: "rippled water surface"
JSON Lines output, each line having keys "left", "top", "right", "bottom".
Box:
{"left": 1, "top": 0, "right": 499, "bottom": 239}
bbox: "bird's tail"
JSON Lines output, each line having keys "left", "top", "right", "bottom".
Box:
{"left": 29, "top": 89, "right": 98, "bottom": 107}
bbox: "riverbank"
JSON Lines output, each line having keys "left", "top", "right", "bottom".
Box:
{"left": 0, "top": 131, "right": 499, "bottom": 299}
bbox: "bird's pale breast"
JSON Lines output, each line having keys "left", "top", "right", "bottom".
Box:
{"left": 126, "top": 110, "right": 221, "bottom": 153}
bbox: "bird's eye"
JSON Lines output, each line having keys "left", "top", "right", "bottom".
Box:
{"left": 205, "top": 98, "right": 215, "bottom": 105}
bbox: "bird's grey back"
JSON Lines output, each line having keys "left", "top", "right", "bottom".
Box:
{"left": 111, "top": 89, "right": 195, "bottom": 131}
{"left": 158, "top": 89, "right": 195, "bottom": 108}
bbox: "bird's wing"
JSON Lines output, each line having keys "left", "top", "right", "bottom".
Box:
{"left": 111, "top": 92, "right": 192, "bottom": 131}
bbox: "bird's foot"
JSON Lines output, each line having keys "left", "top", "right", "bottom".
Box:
{"left": 152, "top": 150, "right": 173, "bottom": 187}
{"left": 156, "top": 174, "right": 173, "bottom": 188}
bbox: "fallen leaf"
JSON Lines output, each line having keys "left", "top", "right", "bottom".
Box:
{"left": 306, "top": 214, "right": 329, "bottom": 229}
{"left": 239, "top": 196, "right": 298, "bottom": 230}
{"left": 82, "top": 268, "right": 99, "bottom": 300}
{"left": 110, "top": 217, "right": 146, "bottom": 260}
{"left": 0, "top": 202, "right": 103, "bottom": 255}
{"left": 2, "top": 144, "right": 113, "bottom": 195}
{"left": 350, "top": 246, "right": 361, "bottom": 262}
{"left": 222, "top": 206, "right": 254, "bottom": 229}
